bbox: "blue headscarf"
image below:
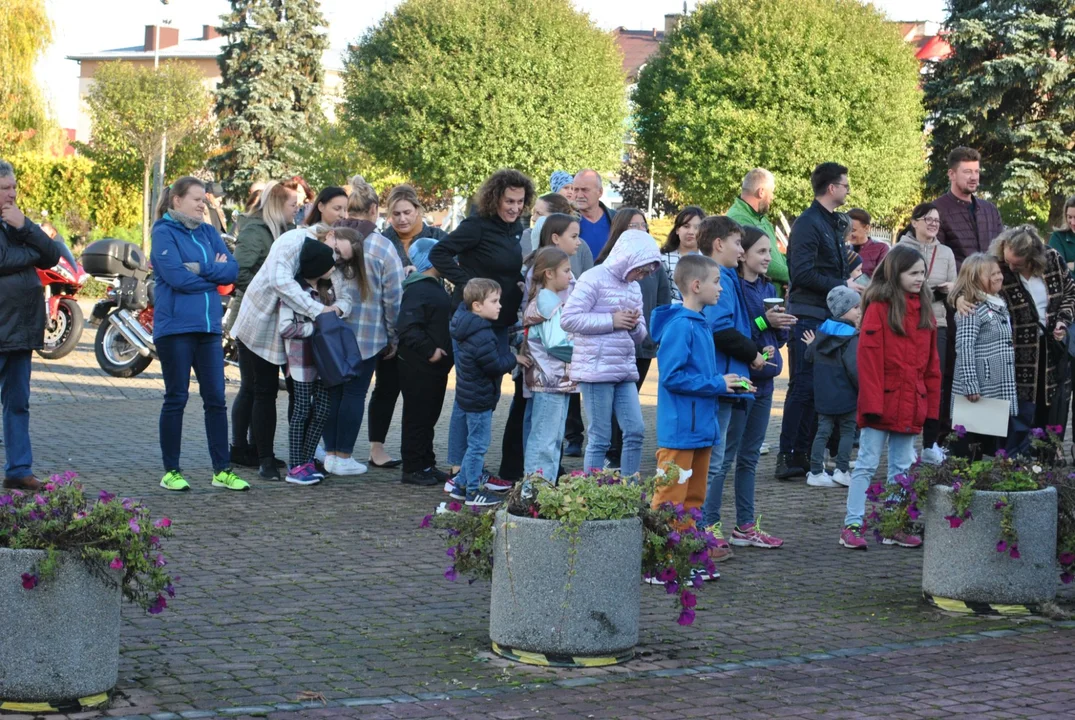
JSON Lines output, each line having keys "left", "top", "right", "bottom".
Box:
{"left": 549, "top": 170, "right": 573, "bottom": 194}
{"left": 409, "top": 237, "right": 438, "bottom": 273}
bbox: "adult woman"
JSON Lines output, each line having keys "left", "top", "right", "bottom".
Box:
{"left": 896, "top": 202, "right": 956, "bottom": 461}
{"left": 229, "top": 181, "right": 299, "bottom": 468}
{"left": 1048, "top": 196, "right": 1075, "bottom": 437}
{"left": 290, "top": 175, "right": 316, "bottom": 225}
{"left": 595, "top": 208, "right": 671, "bottom": 468}
{"left": 380, "top": 183, "right": 448, "bottom": 258}
{"left": 150, "top": 177, "right": 244, "bottom": 492}
{"left": 231, "top": 222, "right": 363, "bottom": 480}
{"left": 660, "top": 206, "right": 705, "bottom": 303}
{"left": 304, "top": 186, "right": 349, "bottom": 227}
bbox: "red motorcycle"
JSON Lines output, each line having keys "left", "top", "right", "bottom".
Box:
{"left": 36, "top": 243, "right": 90, "bottom": 360}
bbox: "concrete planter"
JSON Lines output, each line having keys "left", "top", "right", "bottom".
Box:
{"left": 0, "top": 549, "right": 122, "bottom": 702}
{"left": 489, "top": 511, "right": 642, "bottom": 663}
{"left": 922, "top": 485, "right": 1058, "bottom": 605}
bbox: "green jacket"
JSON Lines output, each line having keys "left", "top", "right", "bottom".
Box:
{"left": 1049, "top": 229, "right": 1075, "bottom": 277}
{"left": 234, "top": 216, "right": 295, "bottom": 292}
{"left": 727, "top": 196, "right": 788, "bottom": 290}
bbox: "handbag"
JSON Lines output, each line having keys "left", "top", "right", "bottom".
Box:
{"left": 311, "top": 311, "right": 363, "bottom": 387}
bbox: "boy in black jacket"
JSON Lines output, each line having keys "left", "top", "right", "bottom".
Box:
{"left": 397, "top": 239, "right": 453, "bottom": 487}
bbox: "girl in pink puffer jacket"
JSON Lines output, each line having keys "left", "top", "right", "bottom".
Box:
{"left": 561, "top": 230, "right": 660, "bottom": 477}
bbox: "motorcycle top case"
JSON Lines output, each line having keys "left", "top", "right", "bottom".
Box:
{"left": 81, "top": 238, "right": 149, "bottom": 277}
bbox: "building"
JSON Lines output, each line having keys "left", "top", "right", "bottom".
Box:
{"left": 66, "top": 24, "right": 345, "bottom": 143}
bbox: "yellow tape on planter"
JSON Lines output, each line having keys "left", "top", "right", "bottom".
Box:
{"left": 492, "top": 642, "right": 633, "bottom": 667}
{"left": 924, "top": 592, "right": 1036, "bottom": 617}
{"left": 1, "top": 692, "right": 109, "bottom": 714}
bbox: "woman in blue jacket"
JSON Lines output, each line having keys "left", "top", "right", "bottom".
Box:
{"left": 151, "top": 177, "right": 247, "bottom": 492}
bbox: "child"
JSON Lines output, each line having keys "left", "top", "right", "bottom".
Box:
{"left": 522, "top": 247, "right": 576, "bottom": 480}
{"left": 450, "top": 278, "right": 520, "bottom": 506}
{"left": 948, "top": 253, "right": 1017, "bottom": 458}
{"left": 396, "top": 238, "right": 453, "bottom": 487}
{"left": 803, "top": 286, "right": 862, "bottom": 489}
{"left": 561, "top": 230, "right": 660, "bottom": 478}
{"left": 650, "top": 255, "right": 749, "bottom": 575}
{"left": 842, "top": 245, "right": 940, "bottom": 550}
{"left": 659, "top": 206, "right": 705, "bottom": 303}
{"left": 278, "top": 241, "right": 338, "bottom": 486}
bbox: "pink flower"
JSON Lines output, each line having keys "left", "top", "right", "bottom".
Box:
{"left": 419, "top": 515, "right": 432, "bottom": 528}
{"left": 444, "top": 567, "right": 458, "bottom": 582}
{"left": 1062, "top": 572, "right": 1074, "bottom": 585}
{"left": 44, "top": 483, "right": 56, "bottom": 492}
{"left": 1009, "top": 546, "right": 1021, "bottom": 559}
{"left": 908, "top": 505, "right": 921, "bottom": 521}
{"left": 98, "top": 490, "right": 114, "bottom": 503}
{"left": 153, "top": 517, "right": 172, "bottom": 529}
{"left": 945, "top": 515, "right": 963, "bottom": 529}
{"left": 676, "top": 608, "right": 696, "bottom": 626}
{"left": 128, "top": 518, "right": 141, "bottom": 534}
{"left": 109, "top": 557, "right": 124, "bottom": 570}
{"left": 33, "top": 494, "right": 46, "bottom": 506}
{"left": 154, "top": 554, "right": 166, "bottom": 568}
{"left": 681, "top": 591, "right": 697, "bottom": 609}
{"left": 21, "top": 573, "right": 37, "bottom": 590}
{"left": 996, "top": 541, "right": 1008, "bottom": 553}
{"left": 447, "top": 501, "right": 462, "bottom": 512}
{"left": 1060, "top": 552, "right": 1075, "bottom": 566}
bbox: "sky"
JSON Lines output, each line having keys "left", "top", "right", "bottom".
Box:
{"left": 37, "top": 0, "right": 948, "bottom": 131}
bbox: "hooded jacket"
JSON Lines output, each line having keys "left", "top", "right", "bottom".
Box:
{"left": 560, "top": 230, "right": 659, "bottom": 383}
{"left": 397, "top": 272, "right": 453, "bottom": 375}
{"left": 381, "top": 222, "right": 448, "bottom": 268}
{"left": 740, "top": 275, "right": 787, "bottom": 398}
{"left": 522, "top": 288, "right": 577, "bottom": 394}
{"left": 704, "top": 265, "right": 757, "bottom": 400}
{"left": 805, "top": 318, "right": 859, "bottom": 416}
{"left": 450, "top": 304, "right": 518, "bottom": 412}
{"left": 150, "top": 214, "right": 238, "bottom": 340}
{"left": 0, "top": 219, "right": 61, "bottom": 353}
{"left": 651, "top": 303, "right": 728, "bottom": 449}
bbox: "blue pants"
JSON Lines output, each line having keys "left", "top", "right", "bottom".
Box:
{"left": 0, "top": 350, "right": 33, "bottom": 479}
{"left": 460, "top": 410, "right": 492, "bottom": 492}
{"left": 157, "top": 333, "right": 229, "bottom": 473}
{"left": 704, "top": 393, "right": 773, "bottom": 528}
{"left": 845, "top": 427, "right": 917, "bottom": 527}
{"left": 322, "top": 357, "right": 378, "bottom": 455}
{"left": 447, "top": 327, "right": 510, "bottom": 468}
{"left": 779, "top": 316, "right": 821, "bottom": 455}
{"left": 580, "top": 381, "right": 645, "bottom": 476}
{"left": 525, "top": 392, "right": 569, "bottom": 480}
{"left": 701, "top": 400, "right": 736, "bottom": 527}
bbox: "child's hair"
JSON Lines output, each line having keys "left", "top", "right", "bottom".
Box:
{"left": 950, "top": 252, "right": 1000, "bottom": 307}
{"left": 660, "top": 205, "right": 706, "bottom": 252}
{"left": 863, "top": 244, "right": 935, "bottom": 335}
{"left": 596, "top": 207, "right": 647, "bottom": 263}
{"left": 528, "top": 246, "right": 570, "bottom": 305}
{"left": 304, "top": 186, "right": 348, "bottom": 225}
{"left": 674, "top": 253, "right": 720, "bottom": 294}
{"left": 156, "top": 176, "right": 205, "bottom": 220}
{"left": 312, "top": 222, "right": 370, "bottom": 302}
{"left": 537, "top": 192, "right": 574, "bottom": 215}
{"left": 696, "top": 215, "right": 744, "bottom": 257}
{"left": 736, "top": 226, "right": 769, "bottom": 277}
{"left": 347, "top": 175, "right": 380, "bottom": 218}
{"left": 464, "top": 278, "right": 501, "bottom": 309}
{"left": 538, "top": 213, "right": 578, "bottom": 249}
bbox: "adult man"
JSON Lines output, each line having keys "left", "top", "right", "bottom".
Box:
{"left": 573, "top": 169, "right": 616, "bottom": 260}
{"left": 727, "top": 168, "right": 789, "bottom": 293}
{"left": 933, "top": 147, "right": 1003, "bottom": 268}
{"left": 0, "top": 160, "right": 61, "bottom": 491}
{"left": 777, "top": 162, "right": 853, "bottom": 480}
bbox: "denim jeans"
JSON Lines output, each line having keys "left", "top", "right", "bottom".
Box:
{"left": 844, "top": 426, "right": 917, "bottom": 527}
{"left": 460, "top": 410, "right": 492, "bottom": 493}
{"left": 706, "top": 393, "right": 773, "bottom": 528}
{"left": 579, "top": 381, "right": 645, "bottom": 476}
{"left": 779, "top": 316, "right": 821, "bottom": 455}
{"left": 525, "top": 393, "right": 569, "bottom": 480}
{"left": 811, "top": 411, "right": 857, "bottom": 473}
{"left": 448, "top": 328, "right": 510, "bottom": 468}
{"left": 156, "top": 333, "right": 230, "bottom": 473}
{"left": 322, "top": 357, "right": 378, "bottom": 454}
{"left": 0, "top": 350, "right": 33, "bottom": 479}
{"left": 701, "top": 400, "right": 737, "bottom": 528}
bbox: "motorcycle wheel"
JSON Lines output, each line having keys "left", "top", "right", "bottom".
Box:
{"left": 94, "top": 319, "right": 153, "bottom": 378}
{"left": 36, "top": 298, "right": 84, "bottom": 360}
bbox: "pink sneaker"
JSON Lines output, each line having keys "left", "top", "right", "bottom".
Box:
{"left": 483, "top": 474, "right": 513, "bottom": 493}
{"left": 883, "top": 531, "right": 923, "bottom": 548}
{"left": 730, "top": 518, "right": 784, "bottom": 549}
{"left": 705, "top": 523, "right": 735, "bottom": 561}
{"left": 839, "top": 525, "right": 868, "bottom": 550}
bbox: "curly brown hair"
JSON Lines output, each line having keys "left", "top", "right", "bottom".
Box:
{"left": 475, "top": 169, "right": 535, "bottom": 219}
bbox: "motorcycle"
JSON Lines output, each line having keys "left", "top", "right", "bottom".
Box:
{"left": 35, "top": 243, "right": 90, "bottom": 360}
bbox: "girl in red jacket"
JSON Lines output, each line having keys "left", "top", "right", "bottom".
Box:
{"left": 841, "top": 245, "right": 941, "bottom": 550}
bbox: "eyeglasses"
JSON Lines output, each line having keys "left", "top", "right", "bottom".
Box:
{"left": 916, "top": 217, "right": 941, "bottom": 226}
{"left": 832, "top": 182, "right": 850, "bottom": 190}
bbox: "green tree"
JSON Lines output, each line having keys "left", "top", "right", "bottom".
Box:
{"left": 213, "top": 0, "right": 328, "bottom": 199}
{"left": 633, "top": 0, "right": 924, "bottom": 224}
{"left": 290, "top": 121, "right": 410, "bottom": 199}
{"left": 342, "top": 0, "right": 627, "bottom": 194}
{"left": 0, "top": 0, "right": 58, "bottom": 155}
{"left": 924, "top": 0, "right": 1075, "bottom": 227}
{"left": 613, "top": 145, "right": 680, "bottom": 217}
{"left": 81, "top": 61, "right": 212, "bottom": 247}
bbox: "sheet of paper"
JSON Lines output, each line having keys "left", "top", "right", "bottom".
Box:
{"left": 951, "top": 395, "right": 1010, "bottom": 437}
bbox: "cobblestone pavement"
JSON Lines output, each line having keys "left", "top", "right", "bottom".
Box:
{"left": 4, "top": 330, "right": 1075, "bottom": 719}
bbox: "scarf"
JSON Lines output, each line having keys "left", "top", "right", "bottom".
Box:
{"left": 167, "top": 210, "right": 203, "bottom": 231}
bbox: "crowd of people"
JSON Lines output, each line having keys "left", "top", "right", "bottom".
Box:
{"left": 5, "top": 150, "right": 1075, "bottom": 561}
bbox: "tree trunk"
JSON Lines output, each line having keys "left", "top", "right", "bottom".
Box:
{"left": 141, "top": 162, "right": 151, "bottom": 251}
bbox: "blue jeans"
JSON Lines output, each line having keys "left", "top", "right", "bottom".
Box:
{"left": 448, "top": 327, "right": 510, "bottom": 468}
{"left": 525, "top": 393, "right": 569, "bottom": 480}
{"left": 706, "top": 393, "right": 773, "bottom": 528}
{"left": 812, "top": 412, "right": 857, "bottom": 473}
{"left": 779, "top": 316, "right": 821, "bottom": 455}
{"left": 844, "top": 426, "right": 917, "bottom": 527}
{"left": 322, "top": 357, "right": 378, "bottom": 454}
{"left": 0, "top": 350, "right": 33, "bottom": 479}
{"left": 156, "top": 333, "right": 229, "bottom": 473}
{"left": 460, "top": 410, "right": 492, "bottom": 493}
{"left": 580, "top": 381, "right": 644, "bottom": 476}
{"left": 701, "top": 400, "right": 736, "bottom": 527}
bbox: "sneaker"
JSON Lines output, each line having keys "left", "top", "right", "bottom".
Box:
{"left": 430, "top": 467, "right": 450, "bottom": 483}
{"left": 692, "top": 567, "right": 720, "bottom": 582}
{"left": 921, "top": 443, "right": 947, "bottom": 465}
{"left": 258, "top": 461, "right": 281, "bottom": 481}
{"left": 883, "top": 531, "right": 923, "bottom": 548}
{"left": 806, "top": 471, "right": 840, "bottom": 488}
{"left": 230, "top": 444, "right": 258, "bottom": 468}
{"left": 759, "top": 442, "right": 771, "bottom": 456}
{"left": 286, "top": 463, "right": 322, "bottom": 486}
{"left": 331, "top": 456, "right": 368, "bottom": 476}
{"left": 159, "top": 470, "right": 190, "bottom": 492}
{"left": 212, "top": 469, "right": 251, "bottom": 491}
{"left": 312, "top": 459, "right": 327, "bottom": 476}
{"left": 603, "top": 457, "right": 621, "bottom": 471}
{"left": 775, "top": 452, "right": 805, "bottom": 480}
{"left": 444, "top": 478, "right": 466, "bottom": 500}
{"left": 465, "top": 489, "right": 502, "bottom": 507}
{"left": 831, "top": 469, "right": 852, "bottom": 487}
{"left": 706, "top": 523, "right": 735, "bottom": 562}
{"left": 402, "top": 469, "right": 441, "bottom": 487}
{"left": 564, "top": 441, "right": 583, "bottom": 457}
{"left": 730, "top": 517, "right": 784, "bottom": 548}
{"left": 483, "top": 474, "right": 513, "bottom": 493}
{"left": 840, "top": 524, "right": 868, "bottom": 550}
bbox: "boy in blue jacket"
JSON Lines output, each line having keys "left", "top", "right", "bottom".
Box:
{"left": 650, "top": 255, "right": 750, "bottom": 580}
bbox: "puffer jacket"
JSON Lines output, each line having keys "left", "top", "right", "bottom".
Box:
{"left": 806, "top": 318, "right": 859, "bottom": 416}
{"left": 450, "top": 304, "right": 518, "bottom": 413}
{"left": 0, "top": 219, "right": 61, "bottom": 352}
{"left": 857, "top": 294, "right": 941, "bottom": 434}
{"left": 560, "top": 230, "right": 659, "bottom": 383}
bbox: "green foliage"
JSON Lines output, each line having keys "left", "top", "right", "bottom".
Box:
{"left": 213, "top": 0, "right": 329, "bottom": 199}
{"left": 342, "top": 0, "right": 627, "bottom": 194}
{"left": 0, "top": 0, "right": 59, "bottom": 155}
{"left": 924, "top": 0, "right": 1075, "bottom": 227}
{"left": 633, "top": 0, "right": 925, "bottom": 224}
{"left": 290, "top": 121, "right": 410, "bottom": 199}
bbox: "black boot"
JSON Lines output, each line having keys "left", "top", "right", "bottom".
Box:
{"left": 795, "top": 452, "right": 812, "bottom": 473}
{"left": 775, "top": 452, "right": 805, "bottom": 480}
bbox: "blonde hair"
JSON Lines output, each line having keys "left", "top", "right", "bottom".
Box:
{"left": 347, "top": 175, "right": 380, "bottom": 219}
{"left": 258, "top": 183, "right": 296, "bottom": 240}
{"left": 950, "top": 253, "right": 1001, "bottom": 307}
{"left": 386, "top": 183, "right": 424, "bottom": 215}
{"left": 990, "top": 224, "right": 1047, "bottom": 278}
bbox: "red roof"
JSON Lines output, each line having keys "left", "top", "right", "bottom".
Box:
{"left": 915, "top": 34, "right": 953, "bottom": 62}
{"left": 612, "top": 27, "right": 664, "bottom": 81}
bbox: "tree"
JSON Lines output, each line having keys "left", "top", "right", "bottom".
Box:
{"left": 613, "top": 145, "right": 680, "bottom": 217}
{"left": 82, "top": 61, "right": 212, "bottom": 247}
{"left": 633, "top": 0, "right": 924, "bottom": 224}
{"left": 0, "top": 0, "right": 58, "bottom": 155}
{"left": 924, "top": 0, "right": 1075, "bottom": 227}
{"left": 289, "top": 121, "right": 410, "bottom": 200}
{"left": 213, "top": 0, "right": 328, "bottom": 199}
{"left": 342, "top": 0, "right": 627, "bottom": 194}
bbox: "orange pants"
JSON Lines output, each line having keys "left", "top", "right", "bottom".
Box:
{"left": 651, "top": 447, "right": 713, "bottom": 521}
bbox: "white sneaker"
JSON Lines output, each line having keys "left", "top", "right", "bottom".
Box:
{"left": 315, "top": 442, "right": 327, "bottom": 463}
{"left": 331, "top": 456, "right": 368, "bottom": 476}
{"left": 759, "top": 443, "right": 771, "bottom": 456}
{"left": 831, "top": 469, "right": 852, "bottom": 487}
{"left": 806, "top": 471, "right": 839, "bottom": 488}
{"left": 921, "top": 443, "right": 947, "bottom": 465}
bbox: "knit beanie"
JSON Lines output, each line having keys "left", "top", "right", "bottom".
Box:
{"left": 826, "top": 285, "right": 861, "bottom": 320}
{"left": 298, "top": 239, "right": 336, "bottom": 280}
{"left": 409, "top": 237, "right": 438, "bottom": 274}
{"left": 550, "top": 170, "right": 573, "bottom": 194}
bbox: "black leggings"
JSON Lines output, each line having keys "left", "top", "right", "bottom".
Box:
{"left": 367, "top": 354, "right": 401, "bottom": 445}
{"left": 235, "top": 341, "right": 280, "bottom": 462}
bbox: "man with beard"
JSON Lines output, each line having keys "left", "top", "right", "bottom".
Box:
{"left": 933, "top": 147, "right": 1004, "bottom": 268}
{"left": 727, "top": 168, "right": 788, "bottom": 295}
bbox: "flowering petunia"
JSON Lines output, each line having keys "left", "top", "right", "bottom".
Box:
{"left": 657, "top": 566, "right": 677, "bottom": 583}
{"left": 154, "top": 554, "right": 167, "bottom": 568}
{"left": 110, "top": 557, "right": 124, "bottom": 570}
{"left": 147, "top": 594, "right": 167, "bottom": 614}
{"left": 33, "top": 494, "right": 46, "bottom": 506}
{"left": 688, "top": 550, "right": 706, "bottom": 564}
{"left": 994, "top": 500, "right": 1007, "bottom": 510}
{"left": 447, "top": 501, "right": 462, "bottom": 512}
{"left": 444, "top": 567, "right": 458, "bottom": 582}
{"left": 665, "top": 581, "right": 679, "bottom": 595}
{"left": 98, "top": 490, "right": 114, "bottom": 503}
{"left": 419, "top": 515, "right": 432, "bottom": 528}
{"left": 0, "top": 495, "right": 12, "bottom": 507}
{"left": 692, "top": 573, "right": 704, "bottom": 588}
{"left": 446, "top": 547, "right": 456, "bottom": 558}
{"left": 44, "top": 482, "right": 56, "bottom": 492}
{"left": 1030, "top": 428, "right": 1047, "bottom": 440}
{"left": 676, "top": 608, "right": 696, "bottom": 626}
{"left": 681, "top": 591, "right": 697, "bottom": 609}
{"left": 688, "top": 508, "right": 703, "bottom": 523}
{"left": 154, "top": 517, "right": 172, "bottom": 529}
{"left": 908, "top": 505, "right": 921, "bottom": 521}
{"left": 165, "top": 583, "right": 176, "bottom": 597}
{"left": 995, "top": 449, "right": 1008, "bottom": 459}
{"left": 953, "top": 425, "right": 967, "bottom": 439}
{"left": 1060, "top": 552, "right": 1075, "bottom": 566}
{"left": 128, "top": 518, "right": 141, "bottom": 534}
{"left": 1062, "top": 573, "right": 1074, "bottom": 585}
{"left": 996, "top": 541, "right": 1008, "bottom": 553}
{"left": 21, "top": 573, "right": 37, "bottom": 590}
{"left": 945, "top": 515, "right": 963, "bottom": 529}
{"left": 1009, "top": 546, "right": 1021, "bottom": 559}
{"left": 667, "top": 530, "right": 681, "bottom": 546}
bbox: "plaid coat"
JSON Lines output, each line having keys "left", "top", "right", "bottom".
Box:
{"left": 998, "top": 247, "right": 1075, "bottom": 404}
{"left": 952, "top": 297, "right": 1017, "bottom": 416}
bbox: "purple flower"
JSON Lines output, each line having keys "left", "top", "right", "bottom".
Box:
{"left": 994, "top": 500, "right": 1007, "bottom": 510}
{"left": 154, "top": 517, "right": 172, "bottom": 529}
{"left": 688, "top": 508, "right": 703, "bottom": 523}
{"left": 953, "top": 425, "right": 967, "bottom": 439}
{"left": 676, "top": 608, "right": 696, "bottom": 626}
{"left": 995, "top": 449, "right": 1008, "bottom": 459}
{"left": 419, "top": 514, "right": 432, "bottom": 528}
{"left": 908, "top": 505, "right": 921, "bottom": 521}
{"left": 665, "top": 581, "right": 679, "bottom": 595}
{"left": 681, "top": 591, "right": 697, "bottom": 609}
{"left": 667, "top": 530, "right": 681, "bottom": 546}
{"left": 657, "top": 566, "right": 677, "bottom": 583}
{"left": 147, "top": 594, "right": 167, "bottom": 614}
{"left": 21, "top": 573, "right": 37, "bottom": 590}
{"left": 1009, "top": 546, "right": 1021, "bottom": 559}
{"left": 952, "top": 481, "right": 962, "bottom": 492}
{"left": 945, "top": 515, "right": 963, "bottom": 529}
{"left": 98, "top": 490, "right": 114, "bottom": 503}
{"left": 165, "top": 583, "right": 176, "bottom": 598}
{"left": 110, "top": 557, "right": 124, "bottom": 570}
{"left": 0, "top": 495, "right": 12, "bottom": 507}
{"left": 33, "top": 494, "right": 46, "bottom": 506}
{"left": 865, "top": 482, "right": 885, "bottom": 501}
{"left": 44, "top": 482, "right": 56, "bottom": 492}
{"left": 447, "top": 501, "right": 462, "bottom": 513}
{"left": 1031, "top": 427, "right": 1047, "bottom": 440}
{"left": 688, "top": 550, "right": 706, "bottom": 564}
{"left": 1060, "top": 552, "right": 1075, "bottom": 566}
{"left": 996, "top": 541, "right": 1008, "bottom": 553}
{"left": 1048, "top": 425, "right": 1063, "bottom": 435}
{"left": 446, "top": 547, "right": 457, "bottom": 558}
{"left": 444, "top": 567, "right": 458, "bottom": 582}
{"left": 149, "top": 535, "right": 160, "bottom": 547}
{"left": 692, "top": 574, "right": 704, "bottom": 588}
{"left": 128, "top": 518, "right": 141, "bottom": 534}
{"left": 963, "top": 510, "right": 973, "bottom": 520}
{"left": 1062, "top": 573, "right": 1074, "bottom": 585}
{"left": 895, "top": 474, "right": 913, "bottom": 490}
{"left": 154, "top": 554, "right": 166, "bottom": 568}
